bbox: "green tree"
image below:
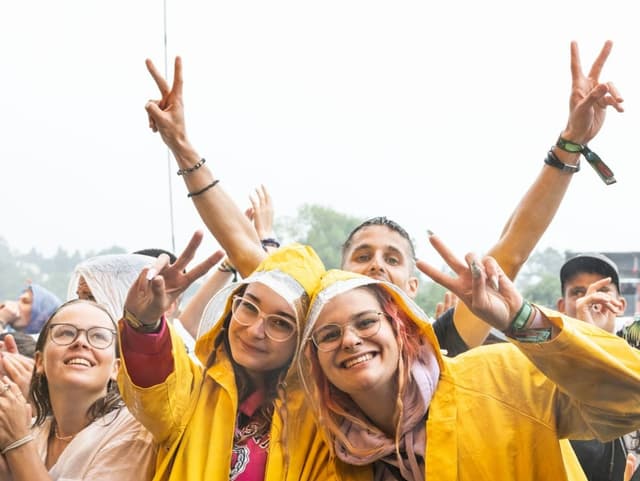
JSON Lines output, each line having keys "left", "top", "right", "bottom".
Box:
{"left": 515, "top": 247, "right": 565, "bottom": 309}
{"left": 275, "top": 204, "right": 363, "bottom": 269}
{"left": 414, "top": 276, "right": 448, "bottom": 318}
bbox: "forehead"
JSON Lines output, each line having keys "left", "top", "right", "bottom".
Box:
{"left": 564, "top": 272, "right": 614, "bottom": 291}
{"left": 317, "top": 288, "right": 380, "bottom": 325}
{"left": 244, "top": 282, "right": 294, "bottom": 313}
{"left": 51, "top": 303, "right": 113, "bottom": 329}
{"left": 346, "top": 225, "right": 413, "bottom": 256}
{"left": 19, "top": 289, "right": 33, "bottom": 302}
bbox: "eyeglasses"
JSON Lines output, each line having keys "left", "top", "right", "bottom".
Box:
{"left": 49, "top": 323, "right": 116, "bottom": 350}
{"left": 311, "top": 312, "right": 384, "bottom": 352}
{"left": 231, "top": 296, "right": 297, "bottom": 342}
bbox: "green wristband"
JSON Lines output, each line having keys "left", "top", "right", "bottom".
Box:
{"left": 556, "top": 136, "right": 584, "bottom": 153}
{"left": 509, "top": 300, "right": 533, "bottom": 331}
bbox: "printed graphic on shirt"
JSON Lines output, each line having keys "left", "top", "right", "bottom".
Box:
{"left": 230, "top": 421, "right": 270, "bottom": 480}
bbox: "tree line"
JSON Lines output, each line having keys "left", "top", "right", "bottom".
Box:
{"left": 1, "top": 205, "right": 566, "bottom": 315}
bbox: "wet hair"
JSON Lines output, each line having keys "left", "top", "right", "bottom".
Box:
{"left": 0, "top": 332, "right": 37, "bottom": 358}
{"left": 305, "top": 284, "right": 422, "bottom": 458}
{"left": 341, "top": 217, "right": 416, "bottom": 268}
{"left": 29, "top": 299, "right": 123, "bottom": 427}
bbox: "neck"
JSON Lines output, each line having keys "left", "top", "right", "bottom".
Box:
{"left": 349, "top": 381, "right": 399, "bottom": 437}
{"left": 49, "top": 386, "right": 105, "bottom": 438}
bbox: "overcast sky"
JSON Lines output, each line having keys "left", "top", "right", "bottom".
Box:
{"left": 2, "top": 1, "right": 639, "bottom": 270}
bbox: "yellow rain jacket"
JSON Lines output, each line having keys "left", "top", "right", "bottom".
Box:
{"left": 118, "top": 245, "right": 368, "bottom": 481}
{"left": 300, "top": 270, "right": 640, "bottom": 480}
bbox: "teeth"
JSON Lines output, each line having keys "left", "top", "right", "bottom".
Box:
{"left": 66, "top": 358, "right": 91, "bottom": 367}
{"left": 343, "top": 353, "right": 373, "bottom": 369}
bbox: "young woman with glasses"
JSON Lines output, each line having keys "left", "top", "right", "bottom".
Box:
{"left": 0, "top": 299, "right": 155, "bottom": 480}
{"left": 298, "top": 235, "right": 640, "bottom": 481}
{"left": 117, "top": 233, "right": 366, "bottom": 480}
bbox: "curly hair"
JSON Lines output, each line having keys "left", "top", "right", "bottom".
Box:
{"left": 29, "top": 299, "right": 124, "bottom": 427}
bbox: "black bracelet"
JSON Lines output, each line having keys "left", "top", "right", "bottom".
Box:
{"left": 544, "top": 150, "right": 580, "bottom": 173}
{"left": 261, "top": 238, "right": 281, "bottom": 250}
{"left": 177, "top": 158, "right": 206, "bottom": 176}
{"left": 187, "top": 179, "right": 220, "bottom": 198}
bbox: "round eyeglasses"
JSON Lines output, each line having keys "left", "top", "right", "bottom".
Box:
{"left": 311, "top": 312, "right": 384, "bottom": 352}
{"left": 231, "top": 296, "right": 297, "bottom": 342}
{"left": 49, "top": 323, "right": 116, "bottom": 350}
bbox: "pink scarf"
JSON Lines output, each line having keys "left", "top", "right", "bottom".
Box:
{"left": 334, "top": 344, "right": 440, "bottom": 481}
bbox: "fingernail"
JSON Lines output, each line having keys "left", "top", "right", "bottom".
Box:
{"left": 470, "top": 261, "right": 481, "bottom": 278}
{"left": 427, "top": 229, "right": 435, "bottom": 236}
{"left": 146, "top": 268, "right": 157, "bottom": 281}
{"left": 490, "top": 275, "right": 499, "bottom": 291}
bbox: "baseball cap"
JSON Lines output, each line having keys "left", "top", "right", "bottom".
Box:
{"left": 560, "top": 253, "right": 620, "bottom": 294}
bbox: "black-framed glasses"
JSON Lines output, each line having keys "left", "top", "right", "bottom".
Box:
{"left": 231, "top": 296, "right": 297, "bottom": 342}
{"left": 49, "top": 323, "right": 116, "bottom": 350}
{"left": 311, "top": 312, "right": 384, "bottom": 352}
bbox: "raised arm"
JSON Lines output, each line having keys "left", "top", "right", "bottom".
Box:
{"left": 145, "top": 57, "right": 266, "bottom": 277}
{"left": 445, "top": 40, "right": 624, "bottom": 349}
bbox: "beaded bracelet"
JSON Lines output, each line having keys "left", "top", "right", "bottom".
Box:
{"left": 2, "top": 434, "right": 35, "bottom": 455}
{"left": 177, "top": 158, "right": 206, "bottom": 176}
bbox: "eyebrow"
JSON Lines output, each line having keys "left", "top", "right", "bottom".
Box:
{"left": 243, "top": 292, "right": 296, "bottom": 321}
{"left": 351, "top": 244, "right": 406, "bottom": 258}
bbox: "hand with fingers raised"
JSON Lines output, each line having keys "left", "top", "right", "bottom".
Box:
{"left": 144, "top": 57, "right": 188, "bottom": 154}
{"left": 563, "top": 40, "right": 623, "bottom": 146}
{"left": 248, "top": 185, "right": 275, "bottom": 242}
{"left": 416, "top": 233, "right": 524, "bottom": 332}
{"left": 575, "top": 277, "right": 625, "bottom": 332}
{"left": 123, "top": 231, "right": 223, "bottom": 332}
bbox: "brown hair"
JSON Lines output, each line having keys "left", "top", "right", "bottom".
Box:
{"left": 205, "top": 283, "right": 308, "bottom": 468}
{"left": 29, "top": 299, "right": 123, "bottom": 426}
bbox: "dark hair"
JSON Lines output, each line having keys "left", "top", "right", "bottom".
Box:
{"left": 341, "top": 216, "right": 416, "bottom": 266}
{"left": 133, "top": 248, "right": 178, "bottom": 264}
{"left": 29, "top": 299, "right": 123, "bottom": 426}
{"left": 205, "top": 284, "right": 297, "bottom": 444}
{"left": 0, "top": 332, "right": 37, "bottom": 358}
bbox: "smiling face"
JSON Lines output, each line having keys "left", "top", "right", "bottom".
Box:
{"left": 35, "top": 302, "right": 118, "bottom": 398}
{"left": 313, "top": 287, "right": 400, "bottom": 398}
{"left": 227, "top": 282, "right": 298, "bottom": 385}
{"left": 341, "top": 225, "right": 418, "bottom": 298}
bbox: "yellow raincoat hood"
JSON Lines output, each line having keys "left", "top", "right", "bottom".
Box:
{"left": 300, "top": 268, "right": 443, "bottom": 369}
{"left": 196, "top": 243, "right": 326, "bottom": 367}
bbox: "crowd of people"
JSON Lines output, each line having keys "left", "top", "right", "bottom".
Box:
{"left": 0, "top": 39, "right": 639, "bottom": 481}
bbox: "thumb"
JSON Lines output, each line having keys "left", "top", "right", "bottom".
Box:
{"left": 3, "top": 335, "right": 18, "bottom": 355}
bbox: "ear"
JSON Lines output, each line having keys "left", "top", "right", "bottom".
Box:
{"left": 406, "top": 276, "right": 419, "bottom": 299}
{"left": 110, "top": 358, "right": 121, "bottom": 381}
{"left": 617, "top": 295, "right": 627, "bottom": 315}
{"left": 34, "top": 351, "right": 44, "bottom": 375}
{"left": 556, "top": 297, "right": 566, "bottom": 313}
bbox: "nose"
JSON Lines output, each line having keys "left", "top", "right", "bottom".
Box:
{"left": 340, "top": 325, "right": 363, "bottom": 350}
{"left": 368, "top": 252, "right": 386, "bottom": 274}
{"left": 245, "top": 316, "right": 267, "bottom": 339}
{"left": 70, "top": 329, "right": 91, "bottom": 348}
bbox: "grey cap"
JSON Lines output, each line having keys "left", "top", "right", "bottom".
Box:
{"left": 560, "top": 253, "right": 620, "bottom": 294}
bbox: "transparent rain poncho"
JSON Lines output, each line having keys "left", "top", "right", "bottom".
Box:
{"left": 67, "top": 254, "right": 154, "bottom": 321}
